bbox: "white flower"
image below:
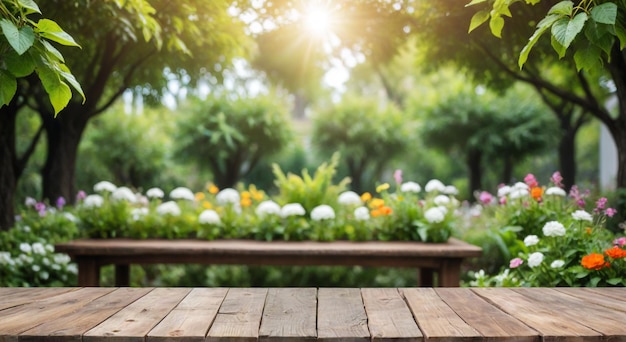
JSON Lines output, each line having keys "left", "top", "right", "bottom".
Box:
{"left": 400, "top": 181, "right": 421, "bottom": 193}
{"left": 24, "top": 197, "right": 37, "bottom": 207}
{"left": 146, "top": 187, "right": 165, "bottom": 199}
{"left": 523, "top": 235, "right": 539, "bottom": 246}
{"left": 64, "top": 212, "right": 78, "bottom": 223}
{"left": 169, "top": 187, "right": 195, "bottom": 201}
{"left": 542, "top": 221, "right": 566, "bottom": 237}
{"left": 32, "top": 242, "right": 46, "bottom": 255}
{"left": 156, "top": 201, "right": 181, "bottom": 216}
{"left": 425, "top": 179, "right": 446, "bottom": 193}
{"left": 93, "top": 181, "right": 117, "bottom": 193}
{"left": 19, "top": 243, "right": 31, "bottom": 254}
{"left": 572, "top": 210, "right": 593, "bottom": 222}
{"left": 0, "top": 252, "right": 13, "bottom": 265}
{"left": 338, "top": 191, "right": 362, "bottom": 206}
{"left": 437, "top": 205, "right": 448, "bottom": 215}
{"left": 198, "top": 210, "right": 221, "bottom": 225}
{"left": 509, "top": 188, "right": 529, "bottom": 199}
{"left": 39, "top": 271, "right": 49, "bottom": 280}
{"left": 527, "top": 252, "right": 544, "bottom": 268}
{"left": 424, "top": 207, "right": 445, "bottom": 223}
{"left": 53, "top": 254, "right": 71, "bottom": 265}
{"left": 545, "top": 187, "right": 567, "bottom": 196}
{"left": 443, "top": 185, "right": 458, "bottom": 195}
{"left": 280, "top": 203, "right": 306, "bottom": 218}
{"left": 354, "top": 206, "right": 370, "bottom": 221}
{"left": 497, "top": 185, "right": 511, "bottom": 197}
{"left": 83, "top": 194, "right": 104, "bottom": 208}
{"left": 32, "top": 264, "right": 40, "bottom": 272}
{"left": 255, "top": 200, "right": 281, "bottom": 217}
{"left": 433, "top": 195, "right": 450, "bottom": 206}
{"left": 111, "top": 187, "right": 137, "bottom": 203}
{"left": 311, "top": 205, "right": 336, "bottom": 221}
{"left": 513, "top": 182, "right": 529, "bottom": 190}
{"left": 131, "top": 208, "right": 149, "bottom": 221}
{"left": 551, "top": 260, "right": 565, "bottom": 268}
{"left": 216, "top": 188, "right": 240, "bottom": 205}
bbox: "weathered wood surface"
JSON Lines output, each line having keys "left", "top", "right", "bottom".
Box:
{"left": 55, "top": 238, "right": 482, "bottom": 287}
{"left": 1, "top": 287, "right": 625, "bottom": 341}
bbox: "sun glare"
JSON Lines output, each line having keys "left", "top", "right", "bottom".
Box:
{"left": 302, "top": 3, "right": 334, "bottom": 37}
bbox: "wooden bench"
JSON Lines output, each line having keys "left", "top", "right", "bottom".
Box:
{"left": 54, "top": 238, "right": 482, "bottom": 287}
{"left": 1, "top": 287, "right": 625, "bottom": 341}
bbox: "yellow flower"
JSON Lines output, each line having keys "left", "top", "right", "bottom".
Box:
{"left": 195, "top": 192, "right": 206, "bottom": 201}
{"left": 241, "top": 197, "right": 252, "bottom": 208}
{"left": 361, "top": 192, "right": 372, "bottom": 202}
{"left": 376, "top": 183, "right": 390, "bottom": 193}
{"left": 202, "top": 201, "right": 213, "bottom": 209}
{"left": 207, "top": 183, "right": 219, "bottom": 195}
{"left": 242, "top": 191, "right": 251, "bottom": 199}
{"left": 369, "top": 198, "right": 385, "bottom": 209}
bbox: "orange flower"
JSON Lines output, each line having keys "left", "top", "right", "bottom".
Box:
{"left": 585, "top": 227, "right": 592, "bottom": 235}
{"left": 605, "top": 246, "right": 626, "bottom": 259}
{"left": 380, "top": 206, "right": 393, "bottom": 215}
{"left": 581, "top": 253, "right": 609, "bottom": 270}
{"left": 530, "top": 186, "right": 543, "bottom": 201}
{"left": 195, "top": 192, "right": 206, "bottom": 201}
{"left": 371, "top": 208, "right": 382, "bottom": 217}
{"left": 369, "top": 198, "right": 384, "bottom": 209}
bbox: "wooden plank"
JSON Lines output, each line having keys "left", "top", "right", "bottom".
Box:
{"left": 317, "top": 288, "right": 369, "bottom": 342}
{"left": 435, "top": 288, "right": 538, "bottom": 342}
{"left": 0, "top": 287, "right": 78, "bottom": 310}
{"left": 258, "top": 288, "right": 317, "bottom": 342}
{"left": 473, "top": 288, "right": 602, "bottom": 342}
{"left": 19, "top": 287, "right": 152, "bottom": 342}
{"left": 401, "top": 288, "right": 480, "bottom": 341}
{"left": 0, "top": 288, "right": 114, "bottom": 342}
{"left": 513, "top": 288, "right": 626, "bottom": 339}
{"left": 147, "top": 288, "right": 228, "bottom": 342}
{"left": 554, "top": 288, "right": 626, "bottom": 313}
{"left": 83, "top": 288, "right": 190, "bottom": 342}
{"left": 206, "top": 287, "right": 267, "bottom": 342}
{"left": 361, "top": 288, "right": 422, "bottom": 342}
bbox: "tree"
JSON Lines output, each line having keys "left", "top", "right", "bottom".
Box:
{"left": 176, "top": 95, "right": 293, "bottom": 189}
{"left": 409, "top": 0, "right": 606, "bottom": 191}
{"left": 311, "top": 96, "right": 409, "bottom": 193}
{"left": 1, "top": 0, "right": 83, "bottom": 230}
{"left": 463, "top": 0, "right": 626, "bottom": 188}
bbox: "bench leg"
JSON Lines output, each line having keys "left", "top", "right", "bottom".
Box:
{"left": 438, "top": 260, "right": 462, "bottom": 287}
{"left": 115, "top": 264, "right": 130, "bottom": 287}
{"left": 418, "top": 268, "right": 434, "bottom": 287}
{"left": 77, "top": 257, "right": 101, "bottom": 287}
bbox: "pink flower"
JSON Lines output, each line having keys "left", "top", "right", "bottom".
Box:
{"left": 479, "top": 191, "right": 493, "bottom": 205}
{"left": 550, "top": 171, "right": 563, "bottom": 187}
{"left": 524, "top": 174, "right": 538, "bottom": 188}
{"left": 614, "top": 237, "right": 626, "bottom": 247}
{"left": 595, "top": 197, "right": 608, "bottom": 213}
{"left": 76, "top": 190, "right": 86, "bottom": 201}
{"left": 393, "top": 169, "right": 402, "bottom": 184}
{"left": 499, "top": 196, "right": 507, "bottom": 205}
{"left": 510, "top": 258, "right": 523, "bottom": 268}
{"left": 605, "top": 208, "right": 617, "bottom": 217}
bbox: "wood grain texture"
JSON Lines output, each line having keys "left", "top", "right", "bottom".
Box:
{"left": 401, "top": 288, "right": 480, "bottom": 341}
{"left": 259, "top": 288, "right": 317, "bottom": 341}
{"left": 436, "top": 288, "right": 538, "bottom": 342}
{"left": 554, "top": 287, "right": 626, "bottom": 313}
{"left": 206, "top": 287, "right": 268, "bottom": 342}
{"left": 0, "top": 287, "right": 78, "bottom": 310}
{"left": 147, "top": 288, "right": 228, "bottom": 342}
{"left": 473, "top": 288, "right": 602, "bottom": 342}
{"left": 361, "top": 288, "right": 422, "bottom": 342}
{"left": 19, "top": 287, "right": 152, "bottom": 342}
{"left": 83, "top": 288, "right": 190, "bottom": 342}
{"left": 317, "top": 288, "right": 369, "bottom": 342}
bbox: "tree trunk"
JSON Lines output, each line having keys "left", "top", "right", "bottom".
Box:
{"left": 40, "top": 105, "right": 89, "bottom": 204}
{"left": 558, "top": 120, "right": 577, "bottom": 192}
{"left": 467, "top": 149, "right": 482, "bottom": 200}
{"left": 502, "top": 154, "right": 513, "bottom": 185}
{"left": 0, "top": 106, "right": 18, "bottom": 231}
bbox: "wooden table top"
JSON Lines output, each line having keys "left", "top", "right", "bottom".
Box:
{"left": 1, "top": 287, "right": 625, "bottom": 341}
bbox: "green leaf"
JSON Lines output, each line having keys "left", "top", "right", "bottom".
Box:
{"left": 469, "top": 10, "right": 490, "bottom": 33}
{"left": 5, "top": 49, "right": 35, "bottom": 77}
{"left": 616, "top": 25, "right": 626, "bottom": 50}
{"left": 590, "top": 3, "right": 617, "bottom": 25}
{"left": 489, "top": 13, "right": 505, "bottom": 38}
{"left": 548, "top": 1, "right": 573, "bottom": 16}
{"left": 525, "top": 0, "right": 541, "bottom": 4}
{"left": 0, "top": 70, "right": 17, "bottom": 106}
{"left": 607, "top": 278, "right": 622, "bottom": 285}
{"left": 465, "top": 0, "right": 487, "bottom": 6}
{"left": 551, "top": 13, "right": 588, "bottom": 48}
{"left": 573, "top": 44, "right": 602, "bottom": 72}
{"left": 550, "top": 35, "right": 566, "bottom": 58}
{"left": 0, "top": 19, "right": 35, "bottom": 55}
{"left": 519, "top": 14, "right": 562, "bottom": 68}
{"left": 36, "top": 19, "right": 80, "bottom": 47}
{"left": 57, "top": 64, "right": 85, "bottom": 103}
{"left": 17, "top": 0, "right": 41, "bottom": 14}
{"left": 36, "top": 61, "right": 72, "bottom": 115}
{"left": 41, "top": 39, "right": 64, "bottom": 62}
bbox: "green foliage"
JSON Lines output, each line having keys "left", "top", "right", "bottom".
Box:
{"left": 467, "top": 0, "right": 623, "bottom": 71}
{"left": 0, "top": 0, "right": 84, "bottom": 113}
{"left": 176, "top": 95, "right": 293, "bottom": 188}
